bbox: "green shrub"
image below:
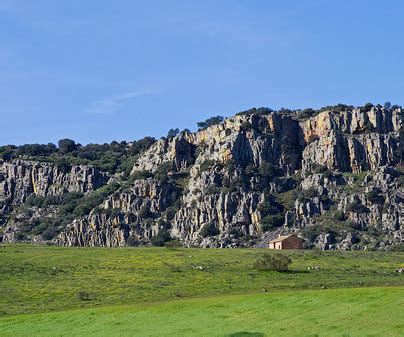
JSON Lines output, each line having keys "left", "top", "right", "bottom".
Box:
{"left": 334, "top": 210, "right": 346, "bottom": 221}
{"left": 346, "top": 200, "right": 369, "bottom": 213}
{"left": 254, "top": 253, "right": 292, "bottom": 272}
{"left": 164, "top": 239, "right": 183, "bottom": 249}
{"left": 73, "top": 183, "right": 119, "bottom": 217}
{"left": 197, "top": 116, "right": 224, "bottom": 130}
{"left": 200, "top": 223, "right": 219, "bottom": 237}
{"left": 154, "top": 162, "right": 173, "bottom": 181}
{"left": 198, "top": 160, "right": 216, "bottom": 174}
{"left": 362, "top": 103, "right": 374, "bottom": 112}
{"left": 258, "top": 162, "right": 283, "bottom": 178}
{"left": 205, "top": 186, "right": 220, "bottom": 195}
{"left": 244, "top": 164, "right": 256, "bottom": 176}
{"left": 240, "top": 121, "right": 252, "bottom": 131}
{"left": 366, "top": 189, "right": 385, "bottom": 205}
{"left": 312, "top": 164, "right": 328, "bottom": 174}
{"left": 166, "top": 128, "right": 179, "bottom": 139}
{"left": 298, "top": 108, "right": 315, "bottom": 119}
{"left": 126, "top": 236, "right": 139, "bottom": 247}
{"left": 41, "top": 226, "right": 58, "bottom": 240}
{"left": 228, "top": 226, "right": 242, "bottom": 237}
{"left": 261, "top": 214, "right": 284, "bottom": 232}
{"left": 151, "top": 229, "right": 171, "bottom": 246}
{"left": 303, "top": 187, "right": 318, "bottom": 198}
{"left": 77, "top": 291, "right": 92, "bottom": 301}
{"left": 58, "top": 139, "right": 77, "bottom": 154}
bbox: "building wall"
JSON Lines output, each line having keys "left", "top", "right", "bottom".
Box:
{"left": 269, "top": 236, "right": 303, "bottom": 250}
{"left": 282, "top": 236, "right": 303, "bottom": 249}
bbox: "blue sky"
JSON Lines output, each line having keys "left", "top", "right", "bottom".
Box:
{"left": 1, "top": 0, "right": 403, "bottom": 145}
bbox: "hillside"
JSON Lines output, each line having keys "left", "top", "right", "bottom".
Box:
{"left": 0, "top": 104, "right": 403, "bottom": 249}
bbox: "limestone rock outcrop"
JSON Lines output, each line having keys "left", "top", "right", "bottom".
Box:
{"left": 1, "top": 105, "right": 402, "bottom": 249}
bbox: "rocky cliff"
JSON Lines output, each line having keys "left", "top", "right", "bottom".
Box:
{"left": 1, "top": 104, "right": 402, "bottom": 249}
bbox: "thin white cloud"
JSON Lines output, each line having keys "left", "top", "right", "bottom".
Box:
{"left": 85, "top": 90, "right": 152, "bottom": 115}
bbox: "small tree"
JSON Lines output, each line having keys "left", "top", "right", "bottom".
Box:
{"left": 151, "top": 229, "right": 171, "bottom": 246}
{"left": 167, "top": 128, "right": 180, "bottom": 139}
{"left": 154, "top": 161, "right": 173, "bottom": 180}
{"left": 197, "top": 116, "right": 224, "bottom": 130}
{"left": 261, "top": 214, "right": 284, "bottom": 232}
{"left": 362, "top": 103, "right": 373, "bottom": 112}
{"left": 58, "top": 138, "right": 77, "bottom": 154}
{"left": 200, "top": 223, "right": 219, "bottom": 237}
{"left": 254, "top": 253, "right": 292, "bottom": 272}
{"left": 258, "top": 162, "right": 283, "bottom": 178}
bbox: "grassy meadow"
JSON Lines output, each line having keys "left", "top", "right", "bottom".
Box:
{"left": 0, "top": 244, "right": 403, "bottom": 336}
{"left": 1, "top": 287, "right": 403, "bottom": 337}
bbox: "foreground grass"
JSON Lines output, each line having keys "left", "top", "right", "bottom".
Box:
{"left": 1, "top": 287, "right": 403, "bottom": 337}
{"left": 0, "top": 244, "right": 403, "bottom": 317}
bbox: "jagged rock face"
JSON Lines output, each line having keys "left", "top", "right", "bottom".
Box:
{"left": 134, "top": 113, "right": 304, "bottom": 174}
{"left": 1, "top": 106, "right": 403, "bottom": 249}
{"left": 105, "top": 179, "right": 179, "bottom": 213}
{"left": 132, "top": 136, "right": 196, "bottom": 172}
{"left": 301, "top": 107, "right": 401, "bottom": 140}
{"left": 301, "top": 107, "right": 401, "bottom": 173}
{"left": 58, "top": 178, "right": 179, "bottom": 247}
{"left": 0, "top": 160, "right": 108, "bottom": 205}
{"left": 57, "top": 214, "right": 130, "bottom": 247}
{"left": 172, "top": 191, "right": 263, "bottom": 242}
{"left": 302, "top": 131, "right": 399, "bottom": 173}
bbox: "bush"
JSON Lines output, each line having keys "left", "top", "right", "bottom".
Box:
{"left": 198, "top": 160, "right": 216, "bottom": 174}
{"left": 205, "top": 186, "right": 220, "bottom": 195}
{"left": 197, "top": 116, "right": 224, "bottom": 130}
{"left": 77, "top": 291, "right": 92, "bottom": 301}
{"left": 154, "top": 162, "right": 173, "bottom": 180}
{"left": 164, "top": 239, "right": 183, "bottom": 249}
{"left": 139, "top": 204, "right": 153, "bottom": 219}
{"left": 240, "top": 121, "right": 252, "bottom": 131}
{"left": 16, "top": 143, "right": 57, "bottom": 157}
{"left": 346, "top": 200, "right": 369, "bottom": 213}
{"left": 228, "top": 226, "right": 242, "bottom": 237}
{"left": 366, "top": 189, "right": 385, "bottom": 205}
{"left": 362, "top": 103, "right": 374, "bottom": 112}
{"left": 54, "top": 157, "right": 72, "bottom": 173}
{"left": 166, "top": 128, "right": 179, "bottom": 139}
{"left": 126, "top": 236, "right": 140, "bottom": 247}
{"left": 0, "top": 145, "right": 17, "bottom": 160}
{"left": 257, "top": 200, "right": 282, "bottom": 217}
{"left": 258, "top": 162, "right": 283, "bottom": 178}
{"left": 334, "top": 210, "right": 346, "bottom": 221}
{"left": 150, "top": 229, "right": 171, "bottom": 246}
{"left": 298, "top": 108, "right": 315, "bottom": 119}
{"left": 200, "top": 223, "right": 219, "bottom": 237}
{"left": 312, "top": 164, "right": 328, "bottom": 174}
{"left": 303, "top": 187, "right": 318, "bottom": 198}
{"left": 58, "top": 139, "right": 77, "bottom": 154}
{"left": 128, "top": 137, "right": 156, "bottom": 156}
{"left": 254, "top": 253, "right": 292, "bottom": 272}
{"left": 236, "top": 107, "right": 273, "bottom": 117}
{"left": 130, "top": 170, "right": 153, "bottom": 181}
{"left": 41, "top": 226, "right": 58, "bottom": 240}
{"left": 261, "top": 214, "right": 284, "bottom": 232}
{"left": 73, "top": 183, "right": 119, "bottom": 217}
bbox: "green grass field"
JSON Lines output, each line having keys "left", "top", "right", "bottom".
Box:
{"left": 0, "top": 245, "right": 403, "bottom": 336}
{"left": 1, "top": 287, "right": 403, "bottom": 337}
